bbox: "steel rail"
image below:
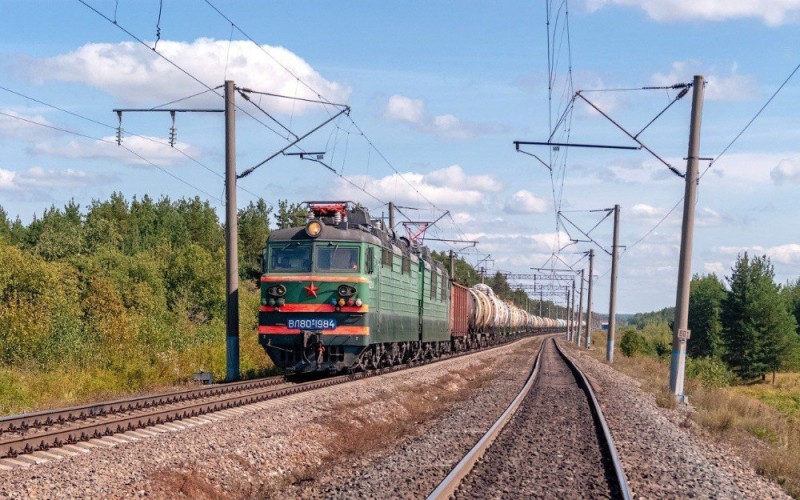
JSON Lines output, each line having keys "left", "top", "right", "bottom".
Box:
{"left": 427, "top": 336, "right": 549, "bottom": 500}
{"left": 0, "top": 375, "right": 288, "bottom": 433}
{"left": 428, "top": 337, "right": 632, "bottom": 499}
{"left": 1, "top": 332, "right": 555, "bottom": 459}
{"left": 554, "top": 339, "right": 632, "bottom": 500}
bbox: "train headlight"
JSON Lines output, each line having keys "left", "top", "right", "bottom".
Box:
{"left": 268, "top": 298, "right": 276, "bottom": 306}
{"left": 305, "top": 220, "right": 323, "bottom": 238}
{"left": 276, "top": 298, "right": 285, "bottom": 306}
{"left": 338, "top": 298, "right": 346, "bottom": 307}
{"left": 355, "top": 298, "right": 363, "bottom": 307}
{"left": 267, "top": 284, "right": 287, "bottom": 297}
{"left": 337, "top": 285, "right": 356, "bottom": 297}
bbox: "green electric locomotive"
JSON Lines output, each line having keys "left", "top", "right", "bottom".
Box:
{"left": 259, "top": 201, "right": 451, "bottom": 373}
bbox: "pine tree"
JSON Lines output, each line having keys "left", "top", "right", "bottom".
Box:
{"left": 687, "top": 273, "right": 726, "bottom": 359}
{"left": 722, "top": 253, "right": 798, "bottom": 381}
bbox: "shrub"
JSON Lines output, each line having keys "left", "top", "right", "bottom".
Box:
{"left": 620, "top": 329, "right": 647, "bottom": 357}
{"left": 686, "top": 356, "right": 734, "bottom": 388}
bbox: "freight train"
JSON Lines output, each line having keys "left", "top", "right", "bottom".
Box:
{"left": 258, "top": 202, "right": 570, "bottom": 373}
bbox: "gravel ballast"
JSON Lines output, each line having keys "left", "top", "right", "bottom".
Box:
{"left": 559, "top": 339, "right": 790, "bottom": 499}
{"left": 456, "top": 338, "right": 618, "bottom": 499}
{"left": 0, "top": 336, "right": 545, "bottom": 499}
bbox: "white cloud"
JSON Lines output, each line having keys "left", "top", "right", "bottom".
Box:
{"left": 22, "top": 39, "right": 350, "bottom": 113}
{"left": 0, "top": 166, "right": 115, "bottom": 191}
{"left": 705, "top": 152, "right": 800, "bottom": 184}
{"left": 651, "top": 61, "right": 757, "bottom": 101}
{"left": 0, "top": 110, "right": 53, "bottom": 139}
{"left": 33, "top": 135, "right": 198, "bottom": 167}
{"left": 714, "top": 243, "right": 800, "bottom": 265}
{"left": 771, "top": 158, "right": 800, "bottom": 184}
{"left": 584, "top": 0, "right": 800, "bottom": 26}
{"left": 451, "top": 211, "right": 475, "bottom": 224}
{"left": 382, "top": 94, "right": 496, "bottom": 140}
{"left": 384, "top": 95, "right": 425, "bottom": 123}
{"left": 704, "top": 261, "right": 726, "bottom": 275}
{"left": 504, "top": 190, "right": 549, "bottom": 214}
{"left": 630, "top": 203, "right": 663, "bottom": 217}
{"left": 337, "top": 164, "right": 502, "bottom": 207}
{"left": 462, "top": 230, "right": 571, "bottom": 254}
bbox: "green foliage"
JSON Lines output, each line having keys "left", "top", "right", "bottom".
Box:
{"left": 688, "top": 273, "right": 727, "bottom": 359}
{"left": 685, "top": 356, "right": 734, "bottom": 388}
{"left": 627, "top": 306, "right": 674, "bottom": 329}
{"left": 0, "top": 194, "right": 291, "bottom": 414}
{"left": 620, "top": 328, "right": 648, "bottom": 357}
{"left": 274, "top": 200, "right": 308, "bottom": 229}
{"left": 0, "top": 205, "right": 10, "bottom": 243}
{"left": 238, "top": 199, "right": 272, "bottom": 281}
{"left": 722, "top": 253, "right": 799, "bottom": 380}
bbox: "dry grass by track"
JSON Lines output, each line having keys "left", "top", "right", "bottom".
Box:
{"left": 580, "top": 331, "right": 800, "bottom": 498}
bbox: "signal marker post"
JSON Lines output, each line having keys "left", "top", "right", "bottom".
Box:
{"left": 670, "top": 75, "right": 705, "bottom": 401}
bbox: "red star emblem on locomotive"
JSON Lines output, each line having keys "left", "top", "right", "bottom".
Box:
{"left": 304, "top": 282, "right": 319, "bottom": 297}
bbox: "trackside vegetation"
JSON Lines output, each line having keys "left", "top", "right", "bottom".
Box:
{"left": 0, "top": 194, "right": 309, "bottom": 414}
{"left": 611, "top": 253, "right": 800, "bottom": 497}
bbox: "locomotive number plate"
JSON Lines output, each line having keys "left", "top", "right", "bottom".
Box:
{"left": 287, "top": 318, "right": 337, "bottom": 330}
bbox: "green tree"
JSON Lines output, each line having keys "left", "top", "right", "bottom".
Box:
{"left": 32, "top": 201, "right": 84, "bottom": 261}
{"left": 722, "top": 253, "right": 798, "bottom": 381}
{"left": 238, "top": 199, "right": 272, "bottom": 281}
{"left": 783, "top": 278, "right": 800, "bottom": 335}
{"left": 688, "top": 273, "right": 727, "bottom": 359}
{"left": 274, "top": 200, "right": 307, "bottom": 229}
{"left": 0, "top": 206, "right": 10, "bottom": 242}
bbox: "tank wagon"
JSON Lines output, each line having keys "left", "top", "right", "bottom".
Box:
{"left": 258, "top": 202, "right": 567, "bottom": 373}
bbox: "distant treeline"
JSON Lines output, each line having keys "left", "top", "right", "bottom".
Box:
{"left": 621, "top": 254, "right": 800, "bottom": 382}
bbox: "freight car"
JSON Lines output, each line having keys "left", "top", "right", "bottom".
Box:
{"left": 258, "top": 202, "right": 568, "bottom": 373}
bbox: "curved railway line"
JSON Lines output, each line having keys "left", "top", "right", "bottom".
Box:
{"left": 0, "top": 332, "right": 542, "bottom": 461}
{"left": 429, "top": 337, "right": 631, "bottom": 499}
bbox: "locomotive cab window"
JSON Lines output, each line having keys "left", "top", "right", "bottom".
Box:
{"left": 316, "top": 245, "right": 360, "bottom": 272}
{"left": 269, "top": 243, "right": 311, "bottom": 272}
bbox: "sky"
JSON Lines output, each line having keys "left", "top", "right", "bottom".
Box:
{"left": 0, "top": 0, "right": 799, "bottom": 314}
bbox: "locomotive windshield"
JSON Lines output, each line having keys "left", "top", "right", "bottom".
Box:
{"left": 269, "top": 243, "right": 312, "bottom": 272}
{"left": 316, "top": 245, "right": 359, "bottom": 272}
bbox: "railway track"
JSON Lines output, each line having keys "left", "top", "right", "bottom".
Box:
{"left": 0, "top": 332, "right": 543, "bottom": 461}
{"left": 429, "top": 337, "right": 631, "bottom": 499}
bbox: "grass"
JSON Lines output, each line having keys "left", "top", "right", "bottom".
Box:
{"left": 578, "top": 330, "right": 800, "bottom": 498}
{"left": 0, "top": 341, "right": 276, "bottom": 416}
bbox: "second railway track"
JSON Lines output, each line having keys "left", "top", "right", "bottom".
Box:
{"left": 0, "top": 333, "right": 540, "bottom": 461}
{"left": 430, "top": 337, "right": 631, "bottom": 499}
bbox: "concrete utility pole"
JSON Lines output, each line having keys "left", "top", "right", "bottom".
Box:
{"left": 570, "top": 280, "right": 576, "bottom": 341}
{"left": 388, "top": 201, "right": 395, "bottom": 233}
{"left": 577, "top": 269, "right": 585, "bottom": 345}
{"left": 565, "top": 288, "right": 572, "bottom": 339}
{"left": 539, "top": 291, "right": 543, "bottom": 317}
{"left": 585, "top": 249, "right": 594, "bottom": 349}
{"left": 449, "top": 250, "right": 455, "bottom": 281}
{"left": 224, "top": 80, "right": 239, "bottom": 382}
{"left": 607, "top": 204, "right": 620, "bottom": 362}
{"left": 670, "top": 75, "right": 705, "bottom": 401}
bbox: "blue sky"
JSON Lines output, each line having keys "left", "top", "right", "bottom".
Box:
{"left": 1, "top": 0, "right": 799, "bottom": 313}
